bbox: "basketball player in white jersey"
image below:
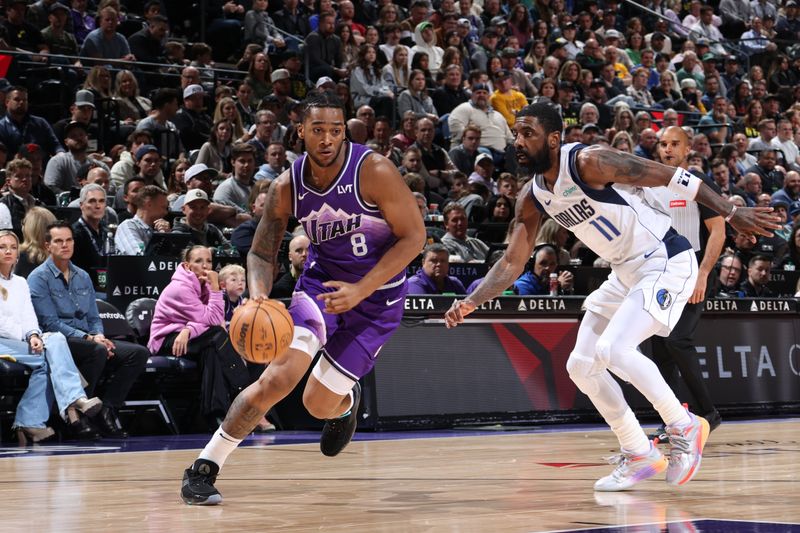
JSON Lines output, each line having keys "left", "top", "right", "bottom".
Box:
{"left": 445, "top": 103, "right": 780, "bottom": 491}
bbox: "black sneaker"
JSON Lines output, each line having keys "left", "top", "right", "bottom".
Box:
{"left": 320, "top": 382, "right": 361, "bottom": 457}
{"left": 703, "top": 409, "right": 722, "bottom": 432}
{"left": 181, "top": 459, "right": 222, "bottom": 505}
{"left": 648, "top": 424, "right": 668, "bottom": 444}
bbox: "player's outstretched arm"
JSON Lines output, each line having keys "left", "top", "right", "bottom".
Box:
{"left": 356, "top": 154, "right": 427, "bottom": 295}
{"left": 576, "top": 146, "right": 782, "bottom": 240}
{"left": 248, "top": 171, "right": 292, "bottom": 301}
{"left": 445, "top": 182, "right": 541, "bottom": 328}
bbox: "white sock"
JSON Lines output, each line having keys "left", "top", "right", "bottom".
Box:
{"left": 609, "top": 408, "right": 651, "bottom": 456}
{"left": 652, "top": 393, "right": 691, "bottom": 429}
{"left": 198, "top": 427, "right": 243, "bottom": 470}
{"left": 337, "top": 390, "right": 354, "bottom": 418}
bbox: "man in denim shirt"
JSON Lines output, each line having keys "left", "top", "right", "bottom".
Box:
{"left": 28, "top": 221, "right": 149, "bottom": 438}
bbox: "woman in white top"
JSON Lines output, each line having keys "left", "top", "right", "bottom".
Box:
{"left": 0, "top": 231, "right": 102, "bottom": 444}
{"left": 349, "top": 43, "right": 395, "bottom": 119}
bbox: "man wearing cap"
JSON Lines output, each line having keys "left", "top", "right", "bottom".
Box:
{"left": 44, "top": 121, "right": 94, "bottom": 193}
{"left": 556, "top": 81, "right": 580, "bottom": 126}
{"left": 720, "top": 56, "right": 741, "bottom": 93}
{"left": 127, "top": 13, "right": 168, "bottom": 64}
{"left": 490, "top": 69, "right": 527, "bottom": 128}
{"left": 3, "top": 0, "right": 48, "bottom": 58}
{"left": 560, "top": 22, "right": 584, "bottom": 60}
{"left": 40, "top": 2, "right": 78, "bottom": 56}
{"left": 114, "top": 184, "right": 170, "bottom": 255}
{"left": 470, "top": 28, "right": 500, "bottom": 73}
{"left": 53, "top": 89, "right": 99, "bottom": 152}
{"left": 0, "top": 86, "right": 63, "bottom": 157}
{"left": 172, "top": 189, "right": 228, "bottom": 248}
{"left": 468, "top": 153, "right": 496, "bottom": 194}
{"left": 580, "top": 123, "right": 601, "bottom": 145}
{"left": 280, "top": 50, "right": 310, "bottom": 101}
{"left": 26, "top": 0, "right": 58, "bottom": 30}
{"left": 457, "top": 0, "right": 483, "bottom": 41}
{"left": 111, "top": 143, "right": 164, "bottom": 210}
{"left": 448, "top": 83, "right": 513, "bottom": 157}
{"left": 411, "top": 21, "right": 444, "bottom": 74}
{"left": 269, "top": 69, "right": 300, "bottom": 124}
{"left": 173, "top": 84, "right": 212, "bottom": 152}
{"left": 79, "top": 6, "right": 135, "bottom": 61}
{"left": 304, "top": 11, "right": 345, "bottom": 81}
{"left": 481, "top": 0, "right": 502, "bottom": 30}
{"left": 213, "top": 142, "right": 257, "bottom": 212}
{"left": 499, "top": 48, "right": 536, "bottom": 98}
{"left": 110, "top": 130, "right": 165, "bottom": 191}
{"left": 645, "top": 25, "right": 673, "bottom": 56}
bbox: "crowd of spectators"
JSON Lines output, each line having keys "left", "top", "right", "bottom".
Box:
{"left": 2, "top": 0, "right": 800, "bottom": 440}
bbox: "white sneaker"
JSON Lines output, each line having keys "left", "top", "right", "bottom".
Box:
{"left": 594, "top": 444, "right": 668, "bottom": 492}
{"left": 665, "top": 412, "right": 710, "bottom": 486}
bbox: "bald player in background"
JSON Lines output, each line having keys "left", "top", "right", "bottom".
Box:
{"left": 648, "top": 126, "right": 725, "bottom": 441}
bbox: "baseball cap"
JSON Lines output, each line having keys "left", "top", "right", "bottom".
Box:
{"left": 495, "top": 69, "right": 512, "bottom": 80}
{"left": 790, "top": 203, "right": 800, "bottom": 218}
{"left": 770, "top": 199, "right": 790, "bottom": 210}
{"left": 702, "top": 52, "right": 716, "bottom": 62}
{"left": 548, "top": 39, "right": 566, "bottom": 55}
{"left": 475, "top": 153, "right": 493, "bottom": 165}
{"left": 63, "top": 120, "right": 88, "bottom": 137}
{"left": 270, "top": 68, "right": 290, "bottom": 83}
{"left": 182, "top": 84, "right": 204, "bottom": 99}
{"left": 315, "top": 76, "right": 335, "bottom": 89}
{"left": 16, "top": 143, "right": 41, "bottom": 158}
{"left": 184, "top": 163, "right": 219, "bottom": 183}
{"left": 184, "top": 189, "right": 210, "bottom": 205}
{"left": 651, "top": 31, "right": 666, "bottom": 40}
{"left": 725, "top": 55, "right": 739, "bottom": 64}
{"left": 582, "top": 123, "right": 600, "bottom": 133}
{"left": 680, "top": 78, "right": 697, "bottom": 89}
{"left": 558, "top": 80, "right": 575, "bottom": 91}
{"left": 74, "top": 89, "right": 95, "bottom": 108}
{"left": 483, "top": 28, "right": 499, "bottom": 39}
{"left": 563, "top": 21, "right": 576, "bottom": 30}
{"left": 49, "top": 2, "right": 69, "bottom": 13}
{"left": 590, "top": 78, "right": 605, "bottom": 88}
{"left": 416, "top": 21, "right": 433, "bottom": 32}
{"left": 696, "top": 38, "right": 710, "bottom": 47}
{"left": 457, "top": 17, "right": 470, "bottom": 27}
{"left": 490, "top": 15, "right": 507, "bottom": 26}
{"left": 135, "top": 144, "right": 160, "bottom": 160}
{"left": 500, "top": 47, "right": 518, "bottom": 58}
{"left": 605, "top": 29, "right": 623, "bottom": 40}
{"left": 788, "top": 0, "right": 798, "bottom": 7}
{"left": 471, "top": 83, "right": 490, "bottom": 93}
{"left": 0, "top": 79, "right": 12, "bottom": 94}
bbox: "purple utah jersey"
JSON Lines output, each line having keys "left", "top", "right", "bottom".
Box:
{"left": 290, "top": 142, "right": 402, "bottom": 284}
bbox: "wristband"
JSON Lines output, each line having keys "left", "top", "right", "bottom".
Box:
{"left": 667, "top": 167, "right": 702, "bottom": 199}
{"left": 724, "top": 205, "right": 738, "bottom": 223}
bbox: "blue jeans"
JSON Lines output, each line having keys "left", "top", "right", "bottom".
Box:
{"left": 2, "top": 333, "right": 87, "bottom": 429}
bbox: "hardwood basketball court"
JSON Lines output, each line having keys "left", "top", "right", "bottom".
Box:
{"left": 2, "top": 419, "right": 799, "bottom": 532}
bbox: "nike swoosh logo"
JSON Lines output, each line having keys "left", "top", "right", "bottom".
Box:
{"left": 298, "top": 192, "right": 308, "bottom": 200}
{"left": 644, "top": 249, "right": 657, "bottom": 258}
{"left": 386, "top": 297, "right": 403, "bottom": 306}
{"left": 545, "top": 199, "right": 552, "bottom": 205}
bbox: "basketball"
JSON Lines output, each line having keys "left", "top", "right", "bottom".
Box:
{"left": 229, "top": 300, "right": 294, "bottom": 364}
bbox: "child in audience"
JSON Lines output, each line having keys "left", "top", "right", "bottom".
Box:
{"left": 219, "top": 264, "right": 246, "bottom": 329}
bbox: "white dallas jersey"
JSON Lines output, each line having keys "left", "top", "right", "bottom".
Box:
{"left": 530, "top": 143, "right": 672, "bottom": 265}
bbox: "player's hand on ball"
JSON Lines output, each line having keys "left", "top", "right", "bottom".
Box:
{"left": 444, "top": 299, "right": 477, "bottom": 329}
{"left": 318, "top": 280, "right": 367, "bottom": 314}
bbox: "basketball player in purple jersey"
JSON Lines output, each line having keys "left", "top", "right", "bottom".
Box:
{"left": 445, "top": 103, "right": 779, "bottom": 492}
{"left": 181, "top": 93, "right": 426, "bottom": 505}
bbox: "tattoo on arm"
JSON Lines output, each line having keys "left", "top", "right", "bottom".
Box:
{"left": 247, "top": 185, "right": 288, "bottom": 296}
{"left": 468, "top": 259, "right": 521, "bottom": 306}
{"left": 594, "top": 149, "right": 647, "bottom": 182}
{"left": 222, "top": 393, "right": 265, "bottom": 439}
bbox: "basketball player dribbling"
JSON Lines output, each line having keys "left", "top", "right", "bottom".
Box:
{"left": 181, "top": 93, "right": 426, "bottom": 505}
{"left": 445, "top": 103, "right": 781, "bottom": 491}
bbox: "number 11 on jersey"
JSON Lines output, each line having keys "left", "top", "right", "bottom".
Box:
{"left": 589, "top": 216, "right": 621, "bottom": 241}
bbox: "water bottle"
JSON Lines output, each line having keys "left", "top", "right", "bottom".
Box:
{"left": 785, "top": 262, "right": 796, "bottom": 271}
{"left": 549, "top": 272, "right": 559, "bottom": 297}
{"left": 429, "top": 203, "right": 442, "bottom": 222}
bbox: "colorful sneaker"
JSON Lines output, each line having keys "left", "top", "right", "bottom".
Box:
{"left": 181, "top": 459, "right": 223, "bottom": 505}
{"left": 665, "top": 413, "right": 710, "bottom": 486}
{"left": 648, "top": 424, "right": 668, "bottom": 444}
{"left": 593, "top": 443, "right": 668, "bottom": 492}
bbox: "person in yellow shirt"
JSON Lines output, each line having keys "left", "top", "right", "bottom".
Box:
{"left": 490, "top": 69, "right": 528, "bottom": 127}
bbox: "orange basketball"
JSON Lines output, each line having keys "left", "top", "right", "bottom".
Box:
{"left": 229, "top": 300, "right": 294, "bottom": 364}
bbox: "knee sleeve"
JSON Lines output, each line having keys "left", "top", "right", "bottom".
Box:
{"left": 595, "top": 338, "right": 612, "bottom": 369}
{"left": 566, "top": 351, "right": 602, "bottom": 396}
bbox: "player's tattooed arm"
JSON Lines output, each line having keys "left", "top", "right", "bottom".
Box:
{"left": 248, "top": 172, "right": 291, "bottom": 300}
{"left": 577, "top": 145, "right": 674, "bottom": 189}
{"left": 467, "top": 182, "right": 541, "bottom": 306}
